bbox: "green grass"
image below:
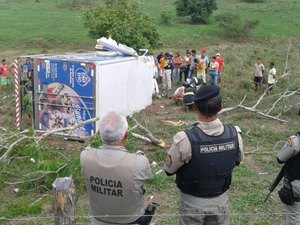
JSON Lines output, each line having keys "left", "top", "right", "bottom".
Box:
{"left": 1, "top": 0, "right": 300, "bottom": 53}
{"left": 0, "top": 0, "right": 93, "bottom": 51}
{"left": 1, "top": 0, "right": 300, "bottom": 224}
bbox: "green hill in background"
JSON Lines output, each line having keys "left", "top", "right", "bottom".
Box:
{"left": 0, "top": 0, "right": 299, "bottom": 52}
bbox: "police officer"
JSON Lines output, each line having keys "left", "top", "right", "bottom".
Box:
{"left": 183, "top": 80, "right": 196, "bottom": 111}
{"left": 80, "top": 112, "right": 156, "bottom": 225}
{"left": 277, "top": 121, "right": 300, "bottom": 225}
{"left": 164, "top": 85, "right": 244, "bottom": 225}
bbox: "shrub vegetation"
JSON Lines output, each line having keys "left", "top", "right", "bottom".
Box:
{"left": 83, "top": 0, "right": 160, "bottom": 50}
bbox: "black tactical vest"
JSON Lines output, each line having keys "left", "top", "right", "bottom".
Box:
{"left": 183, "top": 87, "right": 195, "bottom": 106}
{"left": 176, "top": 125, "right": 239, "bottom": 197}
{"left": 285, "top": 151, "right": 300, "bottom": 181}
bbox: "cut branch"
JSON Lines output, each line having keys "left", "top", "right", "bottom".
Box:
{"left": 131, "top": 118, "right": 165, "bottom": 147}
{"left": 4, "top": 164, "right": 67, "bottom": 185}
{"left": 132, "top": 133, "right": 152, "bottom": 143}
{"left": 237, "top": 105, "right": 289, "bottom": 123}
{"left": 160, "top": 120, "right": 188, "bottom": 127}
{"left": 219, "top": 95, "right": 247, "bottom": 114}
{"left": 267, "top": 88, "right": 300, "bottom": 115}
{"left": 0, "top": 136, "right": 29, "bottom": 163}
{"left": 35, "top": 117, "right": 99, "bottom": 142}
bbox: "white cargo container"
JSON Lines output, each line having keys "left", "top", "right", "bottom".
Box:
{"left": 28, "top": 51, "right": 155, "bottom": 137}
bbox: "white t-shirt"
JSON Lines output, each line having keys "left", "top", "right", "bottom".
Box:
{"left": 267, "top": 67, "right": 276, "bottom": 84}
{"left": 254, "top": 63, "right": 265, "bottom": 77}
{"left": 210, "top": 61, "right": 219, "bottom": 71}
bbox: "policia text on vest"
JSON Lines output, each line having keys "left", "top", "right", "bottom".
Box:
{"left": 200, "top": 142, "right": 235, "bottom": 153}
{"left": 90, "top": 176, "right": 123, "bottom": 197}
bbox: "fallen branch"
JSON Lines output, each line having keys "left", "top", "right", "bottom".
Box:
{"left": 245, "top": 139, "right": 264, "bottom": 154}
{"left": 4, "top": 164, "right": 67, "bottom": 185}
{"left": 132, "top": 132, "right": 152, "bottom": 143}
{"left": 49, "top": 150, "right": 71, "bottom": 163}
{"left": 20, "top": 185, "right": 51, "bottom": 193}
{"left": 35, "top": 117, "right": 99, "bottom": 142}
{"left": 160, "top": 120, "right": 188, "bottom": 127}
{"left": 238, "top": 105, "right": 289, "bottom": 123}
{"left": 131, "top": 118, "right": 165, "bottom": 148}
{"left": 245, "top": 149, "right": 260, "bottom": 155}
{"left": 9, "top": 156, "right": 30, "bottom": 161}
{"left": 219, "top": 95, "right": 247, "bottom": 114}
{"left": 0, "top": 135, "right": 29, "bottom": 163}
{"left": 277, "top": 102, "right": 300, "bottom": 117}
{"left": 29, "top": 194, "right": 51, "bottom": 207}
{"left": 128, "top": 125, "right": 138, "bottom": 132}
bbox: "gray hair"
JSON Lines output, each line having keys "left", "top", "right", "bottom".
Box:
{"left": 99, "top": 112, "right": 128, "bottom": 144}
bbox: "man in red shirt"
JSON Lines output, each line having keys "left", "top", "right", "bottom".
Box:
{"left": 0, "top": 59, "right": 10, "bottom": 87}
{"left": 216, "top": 53, "right": 224, "bottom": 83}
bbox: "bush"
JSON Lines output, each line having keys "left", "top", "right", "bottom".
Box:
{"left": 175, "top": 0, "right": 217, "bottom": 24}
{"left": 215, "top": 13, "right": 259, "bottom": 39}
{"left": 83, "top": 0, "right": 161, "bottom": 50}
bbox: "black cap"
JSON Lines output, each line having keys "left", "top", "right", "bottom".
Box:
{"left": 194, "top": 85, "right": 220, "bottom": 103}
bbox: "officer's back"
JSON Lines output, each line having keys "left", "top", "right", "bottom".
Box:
{"left": 164, "top": 85, "right": 244, "bottom": 225}
{"left": 80, "top": 112, "right": 155, "bottom": 225}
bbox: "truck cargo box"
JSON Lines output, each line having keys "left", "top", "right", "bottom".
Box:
{"left": 30, "top": 52, "right": 155, "bottom": 137}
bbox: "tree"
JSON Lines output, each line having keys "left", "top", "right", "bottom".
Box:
{"left": 175, "top": 0, "right": 217, "bottom": 24}
{"left": 83, "top": 0, "right": 160, "bottom": 51}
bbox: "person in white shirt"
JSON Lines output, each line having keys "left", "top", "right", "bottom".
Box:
{"left": 254, "top": 57, "right": 265, "bottom": 91}
{"left": 267, "top": 61, "right": 276, "bottom": 96}
{"left": 209, "top": 56, "right": 219, "bottom": 86}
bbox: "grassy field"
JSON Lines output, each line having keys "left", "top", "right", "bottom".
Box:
{"left": 1, "top": 0, "right": 300, "bottom": 224}
{"left": 0, "top": 0, "right": 300, "bottom": 52}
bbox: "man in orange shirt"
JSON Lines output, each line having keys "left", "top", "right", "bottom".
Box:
{"left": 216, "top": 53, "right": 224, "bottom": 83}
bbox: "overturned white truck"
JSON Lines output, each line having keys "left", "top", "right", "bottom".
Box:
{"left": 19, "top": 38, "right": 156, "bottom": 137}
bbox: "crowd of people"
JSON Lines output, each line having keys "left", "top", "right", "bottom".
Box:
{"left": 154, "top": 51, "right": 278, "bottom": 112}
{"left": 155, "top": 49, "right": 225, "bottom": 98}
{"left": 154, "top": 49, "right": 225, "bottom": 111}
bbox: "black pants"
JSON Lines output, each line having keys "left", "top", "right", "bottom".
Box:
{"left": 181, "top": 66, "right": 189, "bottom": 82}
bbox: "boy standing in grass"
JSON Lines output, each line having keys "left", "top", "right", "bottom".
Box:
{"left": 267, "top": 61, "right": 276, "bottom": 96}
{"left": 254, "top": 57, "right": 265, "bottom": 91}
{"left": 0, "top": 59, "right": 10, "bottom": 87}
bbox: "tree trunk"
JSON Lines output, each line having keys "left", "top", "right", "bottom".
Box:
{"left": 52, "top": 177, "right": 76, "bottom": 225}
